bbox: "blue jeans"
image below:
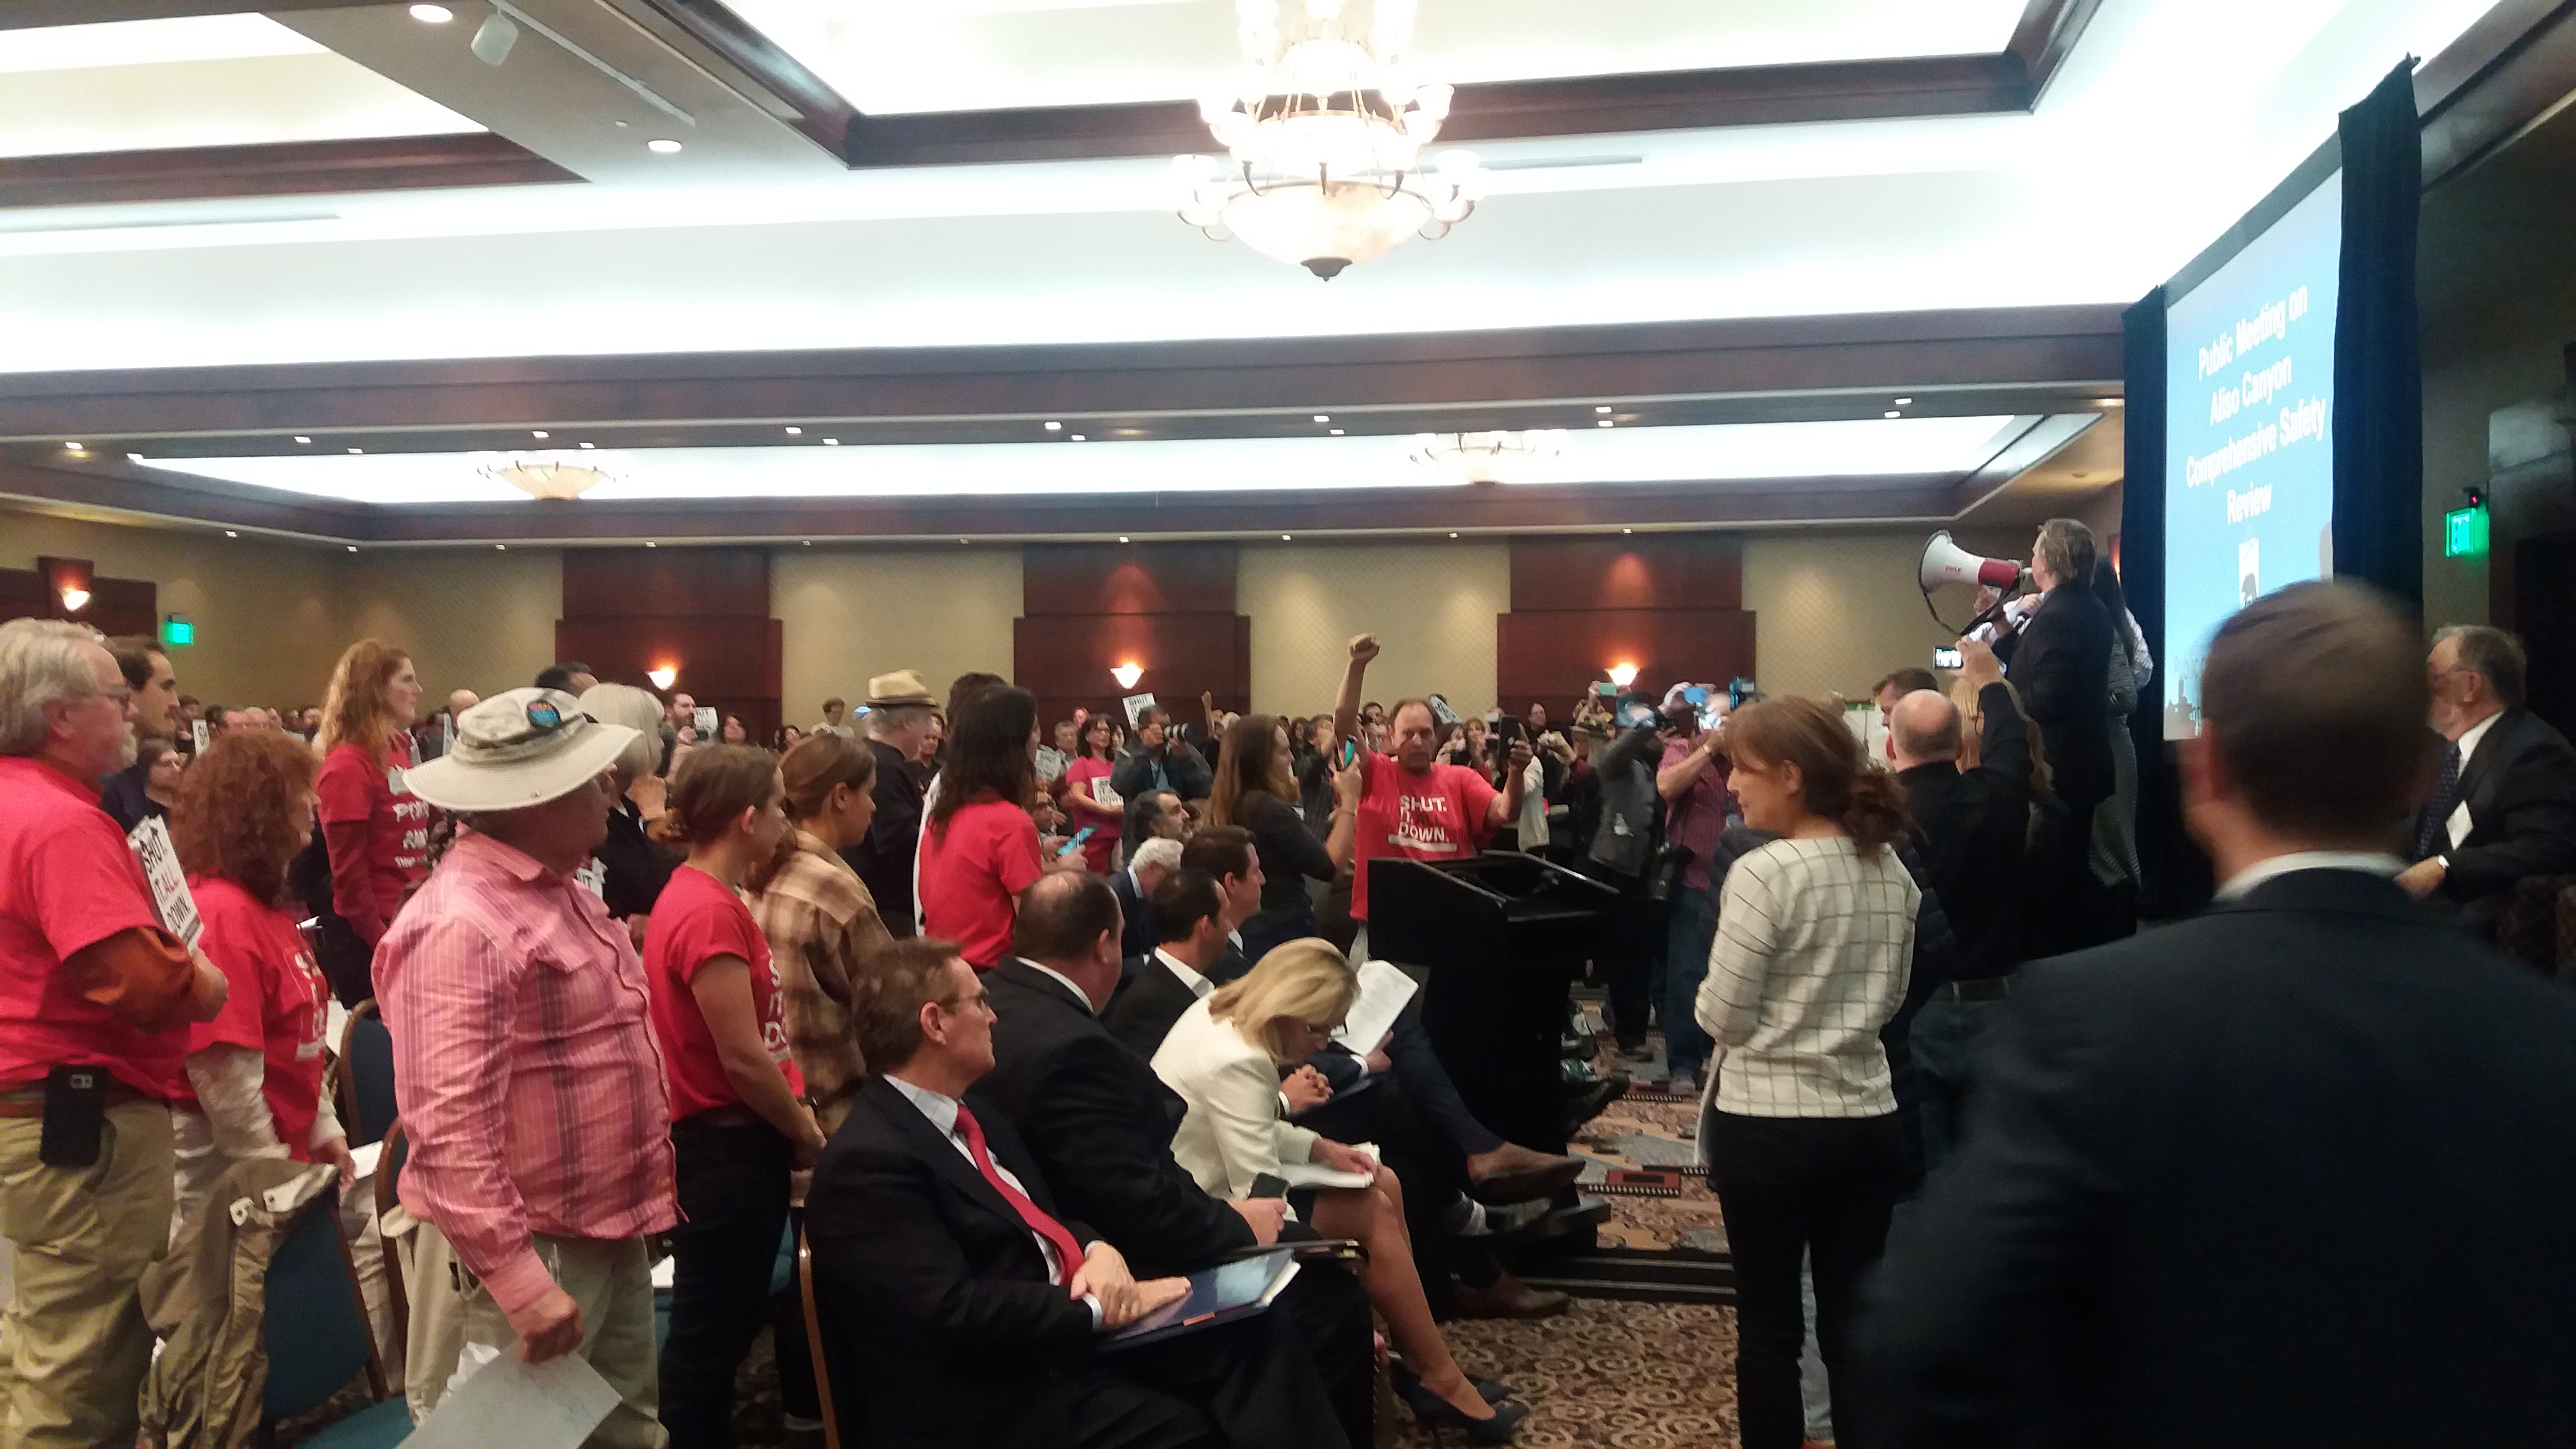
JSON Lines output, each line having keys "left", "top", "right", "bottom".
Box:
{"left": 1663, "top": 886, "right": 1715, "bottom": 1078}
{"left": 1908, "top": 993, "right": 2008, "bottom": 1174}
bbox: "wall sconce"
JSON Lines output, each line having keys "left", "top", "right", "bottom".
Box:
{"left": 1110, "top": 663, "right": 1144, "bottom": 690}
{"left": 1606, "top": 661, "right": 1639, "bottom": 689}
{"left": 59, "top": 587, "right": 90, "bottom": 612}
{"left": 42, "top": 557, "right": 92, "bottom": 615}
{"left": 646, "top": 663, "right": 678, "bottom": 690}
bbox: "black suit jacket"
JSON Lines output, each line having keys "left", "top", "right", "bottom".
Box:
{"left": 1863, "top": 868, "right": 2576, "bottom": 1449}
{"left": 1103, "top": 958, "right": 1204, "bottom": 1063}
{"left": 805, "top": 1075, "right": 1104, "bottom": 1448}
{"left": 2421, "top": 706, "right": 2576, "bottom": 915}
{"left": 982, "top": 960, "right": 1259, "bottom": 1278}
{"left": 841, "top": 738, "right": 925, "bottom": 937}
{"left": 1110, "top": 866, "right": 1156, "bottom": 962}
{"left": 1897, "top": 681, "right": 2031, "bottom": 980}
{"left": 1998, "top": 584, "right": 2114, "bottom": 809}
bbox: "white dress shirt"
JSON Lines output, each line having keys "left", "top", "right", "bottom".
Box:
{"left": 1153, "top": 948, "right": 1215, "bottom": 1000}
{"left": 2215, "top": 852, "right": 2404, "bottom": 900}
{"left": 883, "top": 1073, "right": 1071, "bottom": 1289}
{"left": 1016, "top": 957, "right": 1095, "bottom": 1014}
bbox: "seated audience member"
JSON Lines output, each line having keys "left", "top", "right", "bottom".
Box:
{"left": 1696, "top": 695, "right": 1920, "bottom": 1449}
{"left": 1179, "top": 825, "right": 1265, "bottom": 983}
{"left": 1105, "top": 869, "right": 1237, "bottom": 1061}
{"left": 2398, "top": 625, "right": 2576, "bottom": 933}
{"left": 1866, "top": 581, "right": 2576, "bottom": 1448}
{"left": 378, "top": 690, "right": 668, "bottom": 1442}
{"left": 581, "top": 683, "right": 683, "bottom": 944}
{"left": 167, "top": 731, "right": 356, "bottom": 1231}
{"left": 749, "top": 733, "right": 893, "bottom": 1133}
{"left": 1153, "top": 940, "right": 1530, "bottom": 1440}
{"left": 1111, "top": 835, "right": 1185, "bottom": 964}
{"left": 533, "top": 661, "right": 598, "bottom": 695}
{"left": 0, "top": 621, "right": 228, "bottom": 1449}
{"left": 645, "top": 744, "right": 823, "bottom": 1449}
{"left": 1887, "top": 637, "right": 2029, "bottom": 1169}
{"left": 980, "top": 873, "right": 1377, "bottom": 1447}
{"left": 1113, "top": 705, "right": 1214, "bottom": 805}
{"left": 1126, "top": 787, "right": 1191, "bottom": 852}
{"left": 845, "top": 670, "right": 937, "bottom": 938}
{"left": 808, "top": 939, "right": 1341, "bottom": 1449}
{"left": 1211, "top": 715, "right": 1360, "bottom": 962}
{"left": 917, "top": 686, "right": 1068, "bottom": 968}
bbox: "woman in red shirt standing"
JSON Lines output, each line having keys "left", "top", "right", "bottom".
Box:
{"left": 167, "top": 730, "right": 356, "bottom": 1231}
{"left": 645, "top": 744, "right": 822, "bottom": 1449}
{"left": 915, "top": 686, "right": 1065, "bottom": 968}
{"left": 1059, "top": 712, "right": 1123, "bottom": 873}
{"left": 312, "top": 639, "right": 427, "bottom": 1005}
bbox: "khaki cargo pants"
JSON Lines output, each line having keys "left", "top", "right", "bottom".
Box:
{"left": 402, "top": 1220, "right": 665, "bottom": 1448}
{"left": 0, "top": 1100, "right": 173, "bottom": 1448}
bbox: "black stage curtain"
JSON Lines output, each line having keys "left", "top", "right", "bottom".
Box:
{"left": 2331, "top": 59, "right": 2424, "bottom": 613}
{"left": 2121, "top": 289, "right": 2212, "bottom": 919}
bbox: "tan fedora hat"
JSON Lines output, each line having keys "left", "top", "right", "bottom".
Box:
{"left": 865, "top": 669, "right": 936, "bottom": 708}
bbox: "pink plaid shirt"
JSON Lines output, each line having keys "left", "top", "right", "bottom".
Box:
{"left": 377, "top": 829, "right": 675, "bottom": 1313}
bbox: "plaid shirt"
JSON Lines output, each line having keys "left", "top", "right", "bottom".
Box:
{"left": 749, "top": 832, "right": 890, "bottom": 1133}
{"left": 376, "top": 829, "right": 675, "bottom": 1314}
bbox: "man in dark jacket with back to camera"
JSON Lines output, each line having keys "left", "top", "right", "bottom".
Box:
{"left": 842, "top": 670, "right": 937, "bottom": 937}
{"left": 1992, "top": 517, "right": 2114, "bottom": 953}
{"left": 1865, "top": 581, "right": 2576, "bottom": 1449}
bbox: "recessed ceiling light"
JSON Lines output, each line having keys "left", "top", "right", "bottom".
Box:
{"left": 346, "top": 545, "right": 358, "bottom": 552}
{"left": 1884, "top": 411, "right": 1901, "bottom": 419}
{"left": 644, "top": 541, "right": 657, "bottom": 547}
{"left": 1448, "top": 531, "right": 1458, "bottom": 538}
{"left": 1596, "top": 406, "right": 1613, "bottom": 414}
{"left": 532, "top": 430, "right": 548, "bottom": 439}
{"left": 646, "top": 139, "right": 683, "bottom": 155}
{"left": 1312, "top": 415, "right": 1330, "bottom": 424}
{"left": 784, "top": 426, "right": 802, "bottom": 435}
{"left": 408, "top": 3, "right": 453, "bottom": 21}
{"left": 1329, "top": 429, "right": 1344, "bottom": 436}
{"left": 126, "top": 452, "right": 142, "bottom": 463}
{"left": 578, "top": 441, "right": 595, "bottom": 449}
{"left": 1071, "top": 435, "right": 1086, "bottom": 442}
{"left": 65, "top": 442, "right": 85, "bottom": 451}
{"left": 1622, "top": 527, "right": 1633, "bottom": 534}
{"left": 348, "top": 447, "right": 363, "bottom": 454}
{"left": 823, "top": 438, "right": 839, "bottom": 446}
{"left": 1597, "top": 419, "right": 1613, "bottom": 427}
{"left": 224, "top": 530, "right": 238, "bottom": 539}
{"left": 1281, "top": 534, "right": 1292, "bottom": 540}
{"left": 1044, "top": 421, "right": 1062, "bottom": 431}
{"left": 959, "top": 538, "right": 969, "bottom": 544}
{"left": 802, "top": 539, "right": 812, "bottom": 545}
{"left": 495, "top": 544, "right": 507, "bottom": 550}
{"left": 1118, "top": 536, "right": 1131, "bottom": 544}
{"left": 1894, "top": 397, "right": 1914, "bottom": 406}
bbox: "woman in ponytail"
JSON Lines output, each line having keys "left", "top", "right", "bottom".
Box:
{"left": 1690, "top": 694, "right": 1918, "bottom": 1449}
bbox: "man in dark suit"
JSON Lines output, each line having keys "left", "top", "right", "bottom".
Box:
{"left": 1864, "top": 582, "right": 2576, "bottom": 1449}
{"left": 1110, "top": 836, "right": 1185, "bottom": 967}
{"left": 807, "top": 935, "right": 1347, "bottom": 1449}
{"left": 1179, "top": 827, "right": 1261, "bottom": 984}
{"left": 839, "top": 670, "right": 937, "bottom": 936}
{"left": 1104, "top": 869, "right": 1237, "bottom": 1062}
{"left": 1887, "top": 635, "right": 2029, "bottom": 1169}
{"left": 983, "top": 873, "right": 1374, "bottom": 1447}
{"left": 1992, "top": 517, "right": 2115, "bottom": 953}
{"left": 2397, "top": 625, "right": 2576, "bottom": 935}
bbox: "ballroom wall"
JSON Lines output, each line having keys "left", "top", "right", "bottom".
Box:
{"left": 340, "top": 546, "right": 564, "bottom": 703}
{"left": 774, "top": 545, "right": 1022, "bottom": 726}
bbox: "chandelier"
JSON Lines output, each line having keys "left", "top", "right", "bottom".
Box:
{"left": 1411, "top": 429, "right": 1565, "bottom": 485}
{"left": 474, "top": 452, "right": 620, "bottom": 500}
{"left": 1176, "top": 0, "right": 1485, "bottom": 280}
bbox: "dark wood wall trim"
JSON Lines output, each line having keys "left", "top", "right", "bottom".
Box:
{"left": 2417, "top": 0, "right": 2576, "bottom": 188}
{"left": 0, "top": 306, "right": 2126, "bottom": 442}
{"left": 2006, "top": 0, "right": 2109, "bottom": 107}
{"left": 0, "top": 0, "right": 370, "bottom": 25}
{"left": 615, "top": 0, "right": 859, "bottom": 160}
{"left": 0, "top": 458, "right": 366, "bottom": 540}
{"left": 0, "top": 134, "right": 580, "bottom": 211}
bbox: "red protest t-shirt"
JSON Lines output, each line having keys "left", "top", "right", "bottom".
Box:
{"left": 1351, "top": 751, "right": 1499, "bottom": 922}
{"left": 0, "top": 758, "right": 187, "bottom": 1098}
{"left": 315, "top": 736, "right": 431, "bottom": 934}
{"left": 182, "top": 877, "right": 332, "bottom": 1157}
{"left": 916, "top": 798, "right": 1045, "bottom": 968}
{"left": 646, "top": 864, "right": 799, "bottom": 1120}
{"left": 1062, "top": 755, "right": 1122, "bottom": 873}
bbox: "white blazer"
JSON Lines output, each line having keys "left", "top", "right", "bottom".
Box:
{"left": 1150, "top": 997, "right": 1320, "bottom": 1200}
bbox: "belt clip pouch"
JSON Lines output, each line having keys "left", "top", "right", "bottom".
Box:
{"left": 40, "top": 1065, "right": 108, "bottom": 1168}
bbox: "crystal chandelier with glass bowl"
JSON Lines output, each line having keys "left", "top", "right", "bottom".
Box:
{"left": 1176, "top": 0, "right": 1485, "bottom": 280}
{"left": 474, "top": 452, "right": 620, "bottom": 500}
{"left": 1411, "top": 429, "right": 1565, "bottom": 485}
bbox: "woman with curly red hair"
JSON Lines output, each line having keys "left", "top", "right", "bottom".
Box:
{"left": 167, "top": 729, "right": 355, "bottom": 1230}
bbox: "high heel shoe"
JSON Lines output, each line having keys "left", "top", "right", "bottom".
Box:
{"left": 1392, "top": 1364, "right": 1516, "bottom": 1404}
{"left": 1398, "top": 1380, "right": 1530, "bottom": 1444}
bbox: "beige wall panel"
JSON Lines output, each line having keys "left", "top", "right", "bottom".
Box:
{"left": 336, "top": 547, "right": 565, "bottom": 700}
{"left": 1, "top": 507, "right": 346, "bottom": 708}
{"left": 1741, "top": 529, "right": 1957, "bottom": 702}
{"left": 774, "top": 547, "right": 1023, "bottom": 724}
{"left": 1239, "top": 541, "right": 1509, "bottom": 718}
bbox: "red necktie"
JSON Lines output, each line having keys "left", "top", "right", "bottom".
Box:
{"left": 954, "top": 1103, "right": 1086, "bottom": 1285}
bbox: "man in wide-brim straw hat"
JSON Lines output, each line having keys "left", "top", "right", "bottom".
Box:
{"left": 373, "top": 688, "right": 671, "bottom": 1443}
{"left": 849, "top": 669, "right": 939, "bottom": 937}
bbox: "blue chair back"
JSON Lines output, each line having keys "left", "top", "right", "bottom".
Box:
{"left": 340, "top": 1003, "right": 398, "bottom": 1148}
{"left": 263, "top": 1183, "right": 381, "bottom": 1422}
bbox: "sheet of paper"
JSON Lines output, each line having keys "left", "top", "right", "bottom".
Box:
{"left": 326, "top": 1000, "right": 351, "bottom": 1058}
{"left": 1122, "top": 691, "right": 1157, "bottom": 726}
{"left": 348, "top": 1141, "right": 384, "bottom": 1181}
{"left": 1034, "top": 746, "right": 1066, "bottom": 781}
{"left": 1334, "top": 960, "right": 1417, "bottom": 1055}
{"left": 2447, "top": 799, "right": 2471, "bottom": 849}
{"left": 126, "top": 816, "right": 203, "bottom": 949}
{"left": 402, "top": 1350, "right": 621, "bottom": 1449}
{"left": 1273, "top": 1141, "right": 1380, "bottom": 1190}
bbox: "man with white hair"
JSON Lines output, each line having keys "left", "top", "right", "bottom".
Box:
{"left": 0, "top": 619, "right": 227, "bottom": 1448}
{"left": 374, "top": 689, "right": 670, "bottom": 1442}
{"left": 1111, "top": 835, "right": 1187, "bottom": 964}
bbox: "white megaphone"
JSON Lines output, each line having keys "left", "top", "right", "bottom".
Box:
{"left": 1919, "top": 530, "right": 2026, "bottom": 592}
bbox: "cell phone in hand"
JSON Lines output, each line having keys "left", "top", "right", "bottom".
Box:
{"left": 1057, "top": 826, "right": 1097, "bottom": 857}
{"left": 1336, "top": 738, "right": 1358, "bottom": 768}
{"left": 1248, "top": 1173, "right": 1289, "bottom": 1200}
{"left": 1933, "top": 646, "right": 1964, "bottom": 670}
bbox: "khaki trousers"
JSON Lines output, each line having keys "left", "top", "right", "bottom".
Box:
{"left": 404, "top": 1221, "right": 664, "bottom": 1448}
{"left": 0, "top": 1100, "right": 174, "bottom": 1448}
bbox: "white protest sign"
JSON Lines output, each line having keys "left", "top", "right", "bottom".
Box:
{"left": 126, "top": 816, "right": 203, "bottom": 949}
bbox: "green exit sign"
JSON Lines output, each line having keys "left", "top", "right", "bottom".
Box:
{"left": 2444, "top": 505, "right": 2489, "bottom": 558}
{"left": 162, "top": 614, "right": 195, "bottom": 647}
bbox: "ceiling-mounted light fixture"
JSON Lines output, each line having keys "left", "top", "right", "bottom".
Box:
{"left": 470, "top": 10, "right": 518, "bottom": 64}
{"left": 408, "top": 2, "right": 453, "bottom": 21}
{"left": 1411, "top": 429, "right": 1565, "bottom": 485}
{"left": 1176, "top": 0, "right": 1485, "bottom": 279}
{"left": 474, "top": 451, "right": 622, "bottom": 500}
{"left": 646, "top": 663, "right": 678, "bottom": 690}
{"left": 1606, "top": 661, "right": 1639, "bottom": 689}
{"left": 1110, "top": 663, "right": 1144, "bottom": 690}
